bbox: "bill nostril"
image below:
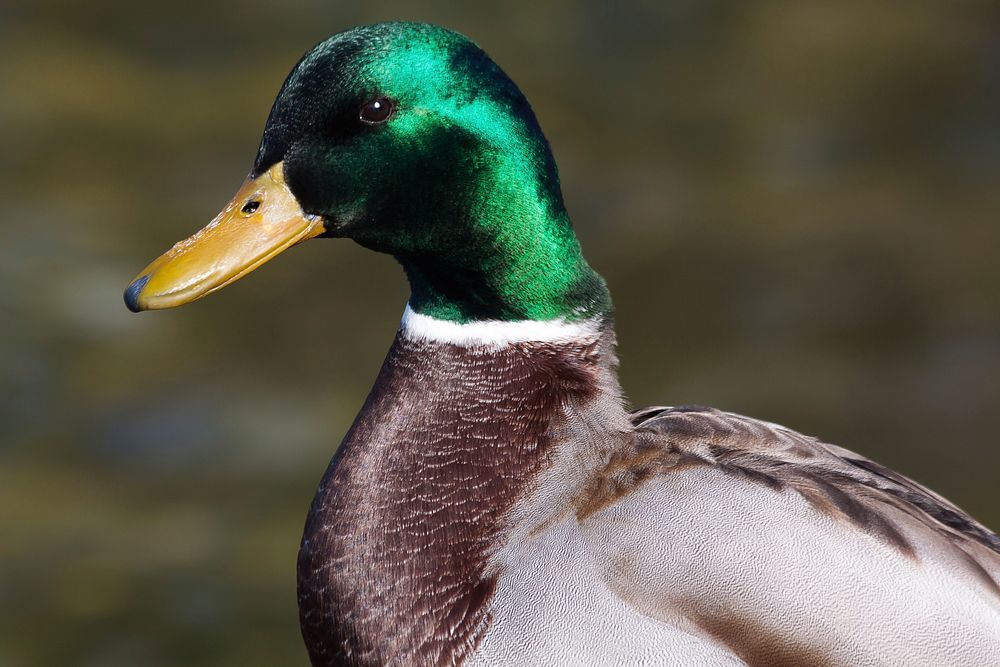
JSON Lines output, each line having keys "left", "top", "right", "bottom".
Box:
{"left": 124, "top": 274, "right": 150, "bottom": 312}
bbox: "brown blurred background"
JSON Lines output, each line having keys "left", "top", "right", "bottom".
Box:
{"left": 2, "top": 1, "right": 999, "bottom": 665}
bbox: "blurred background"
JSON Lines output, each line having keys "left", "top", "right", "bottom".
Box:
{"left": 2, "top": 1, "right": 999, "bottom": 664}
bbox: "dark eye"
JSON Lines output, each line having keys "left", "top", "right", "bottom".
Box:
{"left": 359, "top": 97, "right": 394, "bottom": 124}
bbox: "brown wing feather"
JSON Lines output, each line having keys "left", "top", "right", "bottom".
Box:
{"left": 629, "top": 405, "right": 1000, "bottom": 558}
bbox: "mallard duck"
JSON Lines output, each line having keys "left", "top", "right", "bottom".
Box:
{"left": 125, "top": 22, "right": 1000, "bottom": 666}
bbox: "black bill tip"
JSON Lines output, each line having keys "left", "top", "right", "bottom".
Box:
{"left": 124, "top": 274, "right": 150, "bottom": 313}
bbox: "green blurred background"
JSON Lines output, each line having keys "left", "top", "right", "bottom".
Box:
{"left": 2, "top": 1, "right": 998, "bottom": 664}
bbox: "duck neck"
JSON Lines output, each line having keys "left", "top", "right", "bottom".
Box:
{"left": 399, "top": 215, "right": 612, "bottom": 323}
{"left": 297, "top": 312, "right": 625, "bottom": 665}
{"left": 364, "top": 139, "right": 611, "bottom": 323}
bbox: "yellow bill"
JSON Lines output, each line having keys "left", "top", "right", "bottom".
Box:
{"left": 124, "top": 162, "right": 325, "bottom": 312}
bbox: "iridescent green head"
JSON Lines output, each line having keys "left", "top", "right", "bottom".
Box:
{"left": 125, "top": 22, "right": 610, "bottom": 323}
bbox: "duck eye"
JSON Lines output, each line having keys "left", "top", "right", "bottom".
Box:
{"left": 241, "top": 199, "right": 261, "bottom": 215}
{"left": 359, "top": 97, "right": 394, "bottom": 124}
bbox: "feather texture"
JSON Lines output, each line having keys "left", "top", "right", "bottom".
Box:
{"left": 300, "top": 323, "right": 1000, "bottom": 665}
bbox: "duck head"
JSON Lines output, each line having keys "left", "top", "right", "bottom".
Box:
{"left": 125, "top": 22, "right": 610, "bottom": 323}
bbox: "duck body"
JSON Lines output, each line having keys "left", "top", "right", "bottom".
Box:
{"left": 297, "top": 313, "right": 1000, "bottom": 666}
{"left": 124, "top": 22, "right": 1000, "bottom": 666}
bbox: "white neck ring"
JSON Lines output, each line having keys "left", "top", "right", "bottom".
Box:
{"left": 399, "top": 304, "right": 602, "bottom": 348}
